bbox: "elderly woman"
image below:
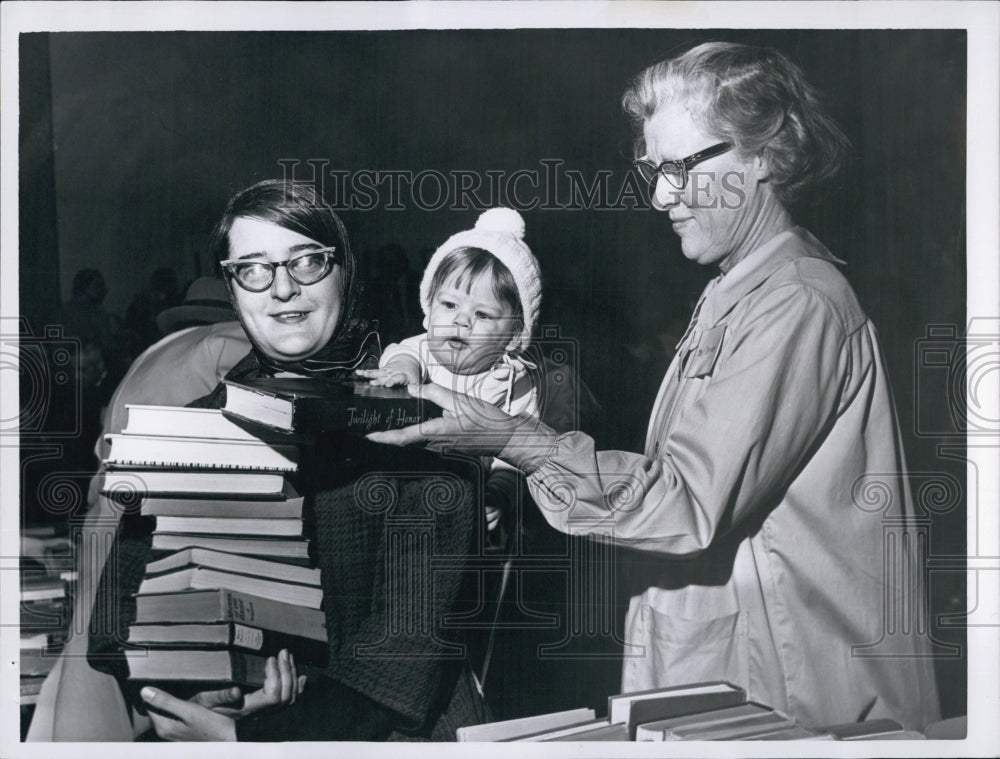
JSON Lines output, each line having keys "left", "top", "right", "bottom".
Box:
{"left": 88, "top": 179, "right": 486, "bottom": 741}
{"left": 375, "top": 42, "right": 941, "bottom": 731}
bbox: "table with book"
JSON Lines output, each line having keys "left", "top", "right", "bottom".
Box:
{"left": 457, "top": 681, "right": 928, "bottom": 742}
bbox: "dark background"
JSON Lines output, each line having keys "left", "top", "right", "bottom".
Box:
{"left": 19, "top": 29, "right": 967, "bottom": 722}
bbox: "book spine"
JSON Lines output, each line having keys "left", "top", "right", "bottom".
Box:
{"left": 232, "top": 651, "right": 269, "bottom": 688}
{"left": 228, "top": 624, "right": 328, "bottom": 666}
{"left": 220, "top": 591, "right": 326, "bottom": 640}
{"left": 627, "top": 690, "right": 747, "bottom": 739}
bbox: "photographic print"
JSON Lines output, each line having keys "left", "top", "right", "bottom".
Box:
{"left": 1, "top": 2, "right": 997, "bottom": 757}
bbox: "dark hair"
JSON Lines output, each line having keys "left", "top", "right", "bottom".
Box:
{"left": 622, "top": 41, "right": 851, "bottom": 207}
{"left": 428, "top": 247, "right": 522, "bottom": 321}
{"left": 210, "top": 179, "right": 361, "bottom": 329}
{"left": 72, "top": 268, "right": 105, "bottom": 297}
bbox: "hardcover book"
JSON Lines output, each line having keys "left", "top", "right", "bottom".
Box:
{"left": 132, "top": 588, "right": 326, "bottom": 640}
{"left": 121, "top": 404, "right": 299, "bottom": 443}
{"left": 101, "top": 469, "right": 298, "bottom": 499}
{"left": 104, "top": 433, "right": 299, "bottom": 472}
{"left": 140, "top": 495, "right": 305, "bottom": 519}
{"left": 152, "top": 515, "right": 305, "bottom": 537}
{"left": 137, "top": 567, "right": 323, "bottom": 609}
{"left": 124, "top": 648, "right": 269, "bottom": 688}
{"left": 150, "top": 533, "right": 310, "bottom": 562}
{"left": 143, "top": 547, "right": 320, "bottom": 586}
{"left": 126, "top": 621, "right": 327, "bottom": 665}
{"left": 222, "top": 376, "right": 440, "bottom": 435}
{"left": 634, "top": 702, "right": 776, "bottom": 741}
{"left": 456, "top": 707, "right": 597, "bottom": 742}
{"left": 607, "top": 681, "right": 746, "bottom": 739}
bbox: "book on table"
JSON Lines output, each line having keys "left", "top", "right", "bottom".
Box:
{"left": 104, "top": 433, "right": 299, "bottom": 472}
{"left": 140, "top": 494, "right": 305, "bottom": 519}
{"left": 124, "top": 648, "right": 269, "bottom": 689}
{"left": 101, "top": 469, "right": 298, "bottom": 499}
{"left": 150, "top": 533, "right": 311, "bottom": 563}
{"left": 542, "top": 722, "right": 630, "bottom": 741}
{"left": 133, "top": 588, "right": 326, "bottom": 641}
{"left": 813, "top": 718, "right": 907, "bottom": 740}
{"left": 222, "top": 376, "right": 440, "bottom": 435}
{"left": 741, "top": 725, "right": 820, "bottom": 740}
{"left": 505, "top": 718, "right": 611, "bottom": 742}
{"left": 664, "top": 710, "right": 795, "bottom": 740}
{"left": 126, "top": 621, "right": 328, "bottom": 666}
{"left": 606, "top": 680, "right": 746, "bottom": 738}
{"left": 455, "top": 707, "right": 596, "bottom": 742}
{"left": 634, "top": 701, "right": 776, "bottom": 741}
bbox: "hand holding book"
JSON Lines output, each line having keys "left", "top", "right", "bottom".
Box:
{"left": 139, "top": 649, "right": 305, "bottom": 741}
{"left": 367, "top": 382, "right": 558, "bottom": 470}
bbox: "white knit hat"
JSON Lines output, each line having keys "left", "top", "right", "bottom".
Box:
{"left": 419, "top": 208, "right": 541, "bottom": 349}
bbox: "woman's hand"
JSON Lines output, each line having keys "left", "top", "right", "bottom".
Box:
{"left": 140, "top": 650, "right": 306, "bottom": 741}
{"left": 203, "top": 650, "right": 306, "bottom": 718}
{"left": 366, "top": 383, "right": 559, "bottom": 473}
{"left": 140, "top": 687, "right": 238, "bottom": 741}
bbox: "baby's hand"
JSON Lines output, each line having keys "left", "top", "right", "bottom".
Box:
{"left": 356, "top": 365, "right": 421, "bottom": 387}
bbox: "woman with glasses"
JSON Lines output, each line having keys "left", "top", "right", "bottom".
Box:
{"left": 87, "top": 179, "right": 486, "bottom": 741}
{"left": 374, "top": 42, "right": 940, "bottom": 732}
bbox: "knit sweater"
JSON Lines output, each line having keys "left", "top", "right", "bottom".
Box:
{"left": 88, "top": 354, "right": 486, "bottom": 741}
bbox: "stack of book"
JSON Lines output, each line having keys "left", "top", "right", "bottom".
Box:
{"left": 99, "top": 404, "right": 328, "bottom": 691}
{"left": 19, "top": 533, "right": 75, "bottom": 705}
{"left": 457, "top": 681, "right": 925, "bottom": 741}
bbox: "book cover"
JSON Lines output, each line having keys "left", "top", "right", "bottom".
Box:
{"left": 133, "top": 588, "right": 326, "bottom": 640}
{"left": 742, "top": 725, "right": 820, "bottom": 740}
{"left": 816, "top": 718, "right": 905, "bottom": 740}
{"left": 126, "top": 621, "right": 328, "bottom": 665}
{"left": 104, "top": 433, "right": 299, "bottom": 472}
{"left": 150, "top": 533, "right": 310, "bottom": 563}
{"left": 153, "top": 516, "right": 305, "bottom": 537}
{"left": 121, "top": 404, "right": 301, "bottom": 443}
{"left": 606, "top": 681, "right": 745, "bottom": 736}
{"left": 626, "top": 688, "right": 748, "bottom": 738}
{"left": 137, "top": 567, "right": 323, "bottom": 609}
{"left": 140, "top": 495, "right": 305, "bottom": 519}
{"left": 124, "top": 648, "right": 268, "bottom": 689}
{"left": 101, "top": 469, "right": 297, "bottom": 499}
{"left": 505, "top": 718, "right": 611, "bottom": 742}
{"left": 223, "top": 376, "right": 440, "bottom": 435}
{"left": 543, "top": 723, "right": 630, "bottom": 742}
{"left": 143, "top": 547, "right": 320, "bottom": 586}
{"left": 456, "top": 707, "right": 596, "bottom": 742}
{"left": 667, "top": 711, "right": 794, "bottom": 741}
{"left": 634, "top": 702, "right": 775, "bottom": 741}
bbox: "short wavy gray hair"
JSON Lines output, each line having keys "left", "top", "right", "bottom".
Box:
{"left": 622, "top": 42, "right": 851, "bottom": 207}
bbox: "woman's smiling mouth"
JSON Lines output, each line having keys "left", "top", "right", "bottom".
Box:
{"left": 271, "top": 310, "right": 310, "bottom": 323}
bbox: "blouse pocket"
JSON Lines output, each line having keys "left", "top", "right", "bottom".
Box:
{"left": 625, "top": 605, "right": 750, "bottom": 693}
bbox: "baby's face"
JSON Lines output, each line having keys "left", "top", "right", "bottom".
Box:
{"left": 426, "top": 271, "right": 520, "bottom": 376}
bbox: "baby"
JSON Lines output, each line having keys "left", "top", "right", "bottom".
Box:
{"left": 358, "top": 208, "right": 542, "bottom": 536}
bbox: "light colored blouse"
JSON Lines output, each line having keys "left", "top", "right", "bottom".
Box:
{"left": 524, "top": 228, "right": 940, "bottom": 730}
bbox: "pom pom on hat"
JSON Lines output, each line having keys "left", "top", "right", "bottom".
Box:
{"left": 420, "top": 208, "right": 542, "bottom": 350}
{"left": 474, "top": 207, "right": 526, "bottom": 238}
